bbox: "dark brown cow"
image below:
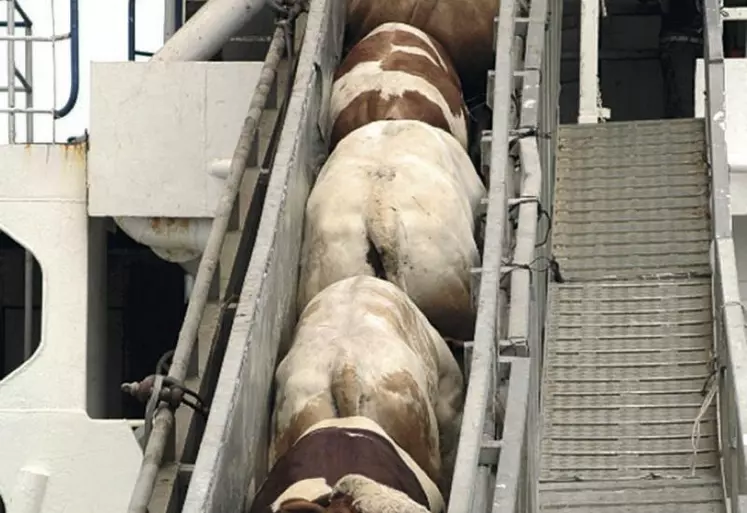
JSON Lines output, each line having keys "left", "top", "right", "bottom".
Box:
{"left": 251, "top": 417, "right": 444, "bottom": 513}
{"left": 328, "top": 22, "right": 469, "bottom": 151}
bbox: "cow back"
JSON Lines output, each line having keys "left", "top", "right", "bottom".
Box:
{"left": 252, "top": 419, "right": 444, "bottom": 513}
{"left": 344, "top": 0, "right": 499, "bottom": 101}
{"left": 329, "top": 22, "right": 468, "bottom": 150}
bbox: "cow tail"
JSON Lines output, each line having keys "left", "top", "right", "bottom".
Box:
{"left": 365, "top": 198, "right": 407, "bottom": 293}
{"left": 331, "top": 364, "right": 361, "bottom": 417}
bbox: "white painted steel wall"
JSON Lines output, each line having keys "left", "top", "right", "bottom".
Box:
{"left": 0, "top": 144, "right": 141, "bottom": 513}
{"left": 695, "top": 58, "right": 747, "bottom": 216}
{"left": 87, "top": 62, "right": 263, "bottom": 218}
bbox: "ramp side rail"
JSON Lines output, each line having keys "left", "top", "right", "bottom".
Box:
{"left": 447, "top": 0, "right": 561, "bottom": 512}
{"left": 704, "top": 1, "right": 747, "bottom": 511}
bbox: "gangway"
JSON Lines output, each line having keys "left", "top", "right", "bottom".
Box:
{"left": 539, "top": 118, "right": 723, "bottom": 511}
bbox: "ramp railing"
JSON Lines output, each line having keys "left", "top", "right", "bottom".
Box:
{"left": 704, "top": 1, "right": 747, "bottom": 512}
{"left": 447, "top": 0, "right": 562, "bottom": 512}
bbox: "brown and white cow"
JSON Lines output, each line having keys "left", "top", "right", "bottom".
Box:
{"left": 328, "top": 22, "right": 469, "bottom": 151}
{"left": 297, "top": 119, "right": 485, "bottom": 342}
{"left": 344, "top": 0, "right": 499, "bottom": 104}
{"left": 270, "top": 276, "right": 464, "bottom": 495}
{"left": 252, "top": 417, "right": 444, "bottom": 513}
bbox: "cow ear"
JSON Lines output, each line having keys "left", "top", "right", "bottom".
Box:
{"left": 277, "top": 499, "right": 327, "bottom": 513}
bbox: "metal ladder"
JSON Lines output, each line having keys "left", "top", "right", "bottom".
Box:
{"left": 538, "top": 118, "right": 725, "bottom": 512}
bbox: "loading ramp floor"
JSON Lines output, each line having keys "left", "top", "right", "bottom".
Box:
{"left": 538, "top": 119, "right": 725, "bottom": 512}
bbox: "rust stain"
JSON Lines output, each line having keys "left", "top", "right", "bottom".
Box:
{"left": 149, "top": 217, "right": 191, "bottom": 233}
{"left": 61, "top": 141, "right": 87, "bottom": 166}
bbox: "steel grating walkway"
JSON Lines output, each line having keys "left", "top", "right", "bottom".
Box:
{"left": 538, "top": 119, "right": 725, "bottom": 512}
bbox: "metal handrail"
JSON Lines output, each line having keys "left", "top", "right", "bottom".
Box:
{"left": 447, "top": 0, "right": 519, "bottom": 511}
{"left": 128, "top": 0, "right": 171, "bottom": 62}
{"left": 702, "top": 1, "right": 747, "bottom": 511}
{"left": 0, "top": 0, "right": 80, "bottom": 124}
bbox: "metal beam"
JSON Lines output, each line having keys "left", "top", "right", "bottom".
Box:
{"left": 152, "top": 0, "right": 268, "bottom": 61}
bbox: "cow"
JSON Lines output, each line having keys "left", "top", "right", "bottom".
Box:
{"left": 343, "top": 0, "right": 499, "bottom": 136}
{"left": 270, "top": 276, "right": 464, "bottom": 496}
{"left": 328, "top": 22, "right": 469, "bottom": 151}
{"left": 297, "top": 119, "right": 486, "bottom": 342}
{"left": 251, "top": 416, "right": 444, "bottom": 513}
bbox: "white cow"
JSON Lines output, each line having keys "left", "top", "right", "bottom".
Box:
{"left": 297, "top": 119, "right": 486, "bottom": 341}
{"left": 270, "top": 276, "right": 464, "bottom": 496}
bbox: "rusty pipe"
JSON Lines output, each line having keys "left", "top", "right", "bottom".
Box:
{"left": 114, "top": 216, "right": 212, "bottom": 264}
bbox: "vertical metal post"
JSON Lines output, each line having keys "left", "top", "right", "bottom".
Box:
{"left": 578, "top": 0, "right": 600, "bottom": 123}
{"left": 24, "top": 2, "right": 33, "bottom": 145}
{"left": 23, "top": 3, "right": 34, "bottom": 359}
{"left": 7, "top": 0, "right": 17, "bottom": 142}
{"left": 164, "top": 0, "right": 181, "bottom": 42}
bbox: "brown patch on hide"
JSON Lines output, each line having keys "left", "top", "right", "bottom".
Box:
{"left": 272, "top": 401, "right": 336, "bottom": 466}
{"left": 278, "top": 499, "right": 327, "bottom": 513}
{"left": 331, "top": 26, "right": 468, "bottom": 148}
{"left": 344, "top": 0, "right": 499, "bottom": 101}
{"left": 330, "top": 89, "right": 453, "bottom": 150}
{"left": 250, "top": 425, "right": 430, "bottom": 513}
{"left": 326, "top": 494, "right": 358, "bottom": 513}
{"left": 336, "top": 28, "right": 462, "bottom": 95}
{"left": 374, "top": 370, "right": 440, "bottom": 484}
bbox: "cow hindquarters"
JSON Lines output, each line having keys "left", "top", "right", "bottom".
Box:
{"left": 342, "top": 368, "right": 443, "bottom": 487}
{"left": 297, "top": 212, "right": 376, "bottom": 314}
{"left": 269, "top": 388, "right": 338, "bottom": 469}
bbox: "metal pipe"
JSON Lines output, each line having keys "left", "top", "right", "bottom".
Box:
{"left": 53, "top": 0, "right": 79, "bottom": 119}
{"left": 14, "top": 0, "right": 32, "bottom": 25}
{"left": 7, "top": 0, "right": 17, "bottom": 143}
{"left": 163, "top": 0, "right": 179, "bottom": 42}
{"left": 128, "top": 0, "right": 136, "bottom": 62}
{"left": 174, "top": 0, "right": 184, "bottom": 32}
{"left": 126, "top": 19, "right": 291, "bottom": 513}
{"left": 113, "top": 217, "right": 212, "bottom": 264}
{"left": 117, "top": 0, "right": 269, "bottom": 259}
{"left": 23, "top": 1, "right": 34, "bottom": 360}
{"left": 0, "top": 32, "right": 70, "bottom": 42}
{"left": 151, "top": 0, "right": 268, "bottom": 62}
{"left": 24, "top": 10, "right": 34, "bottom": 142}
{"left": 578, "top": 0, "right": 600, "bottom": 123}
{"left": 0, "top": 107, "right": 54, "bottom": 115}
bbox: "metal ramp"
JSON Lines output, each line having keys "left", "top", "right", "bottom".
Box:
{"left": 539, "top": 118, "right": 725, "bottom": 512}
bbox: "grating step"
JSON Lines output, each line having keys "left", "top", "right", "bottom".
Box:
{"left": 540, "top": 478, "right": 724, "bottom": 512}
{"left": 540, "top": 119, "right": 722, "bottom": 512}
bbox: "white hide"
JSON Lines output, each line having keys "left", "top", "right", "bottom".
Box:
{"left": 328, "top": 22, "right": 469, "bottom": 150}
{"left": 297, "top": 119, "right": 485, "bottom": 333}
{"left": 272, "top": 276, "right": 464, "bottom": 488}
{"left": 270, "top": 417, "right": 444, "bottom": 513}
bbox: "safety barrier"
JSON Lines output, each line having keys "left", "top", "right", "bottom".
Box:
{"left": 705, "top": 1, "right": 747, "bottom": 511}
{"left": 447, "top": 0, "right": 562, "bottom": 512}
